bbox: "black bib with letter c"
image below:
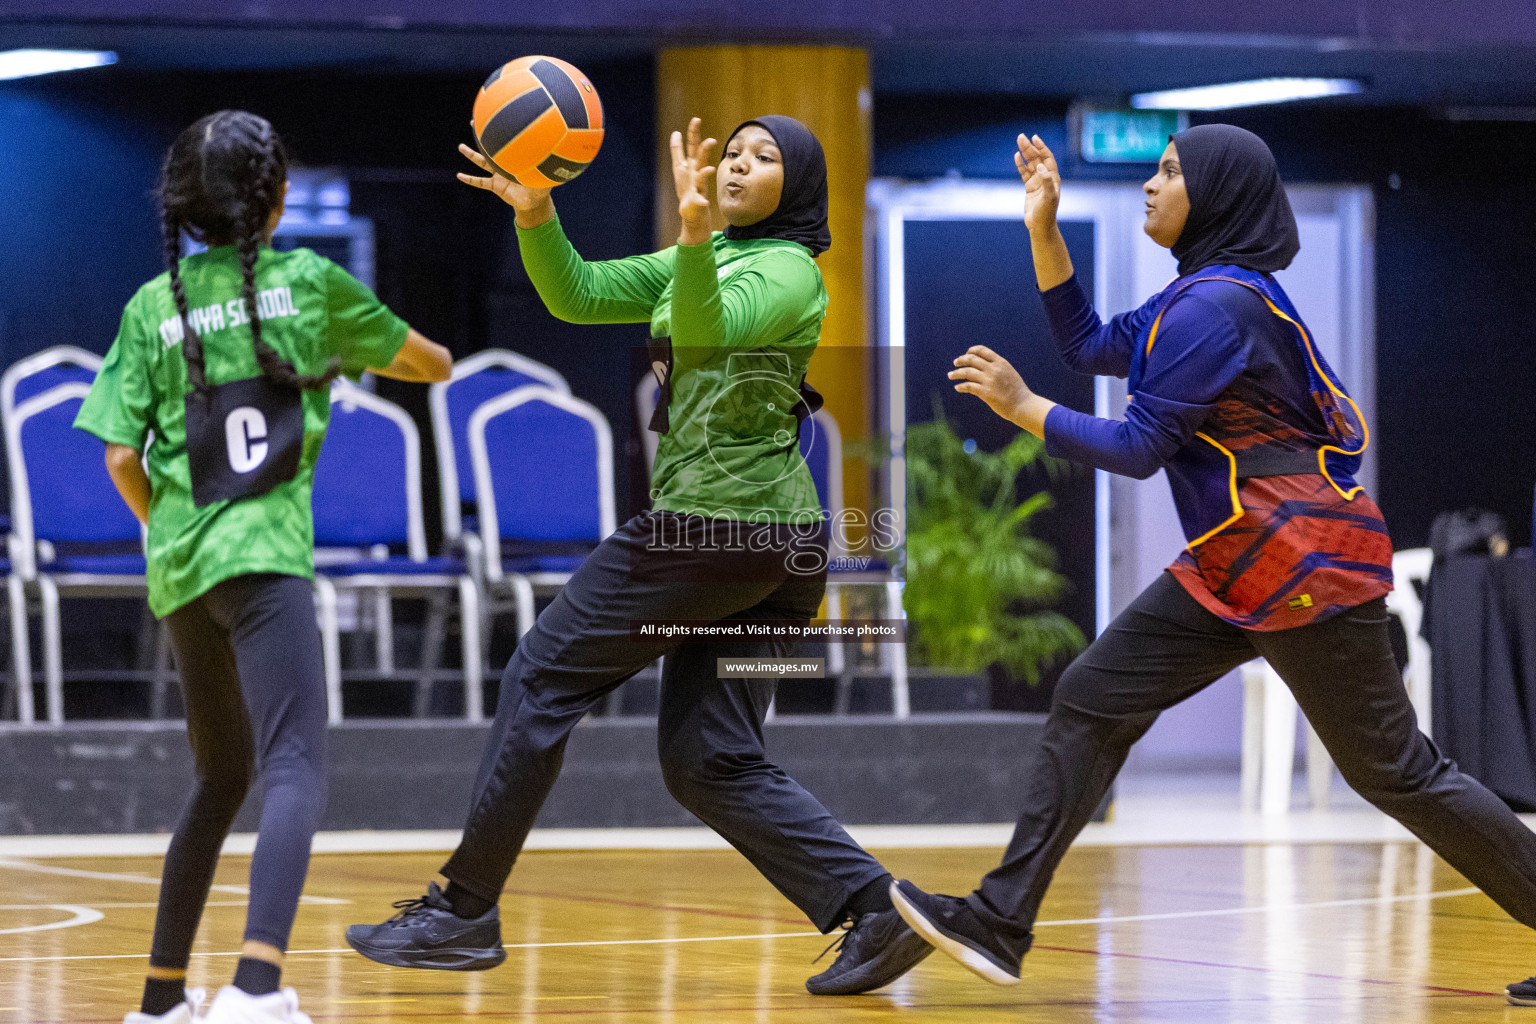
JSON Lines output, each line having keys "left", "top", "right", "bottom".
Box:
{"left": 185, "top": 375, "right": 304, "bottom": 508}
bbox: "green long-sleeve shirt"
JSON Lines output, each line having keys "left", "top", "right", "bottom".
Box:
{"left": 518, "top": 216, "right": 826, "bottom": 524}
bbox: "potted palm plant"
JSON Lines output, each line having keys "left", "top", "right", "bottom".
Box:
{"left": 900, "top": 409, "right": 1084, "bottom": 707}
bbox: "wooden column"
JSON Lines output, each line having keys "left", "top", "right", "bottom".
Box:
{"left": 656, "top": 45, "right": 873, "bottom": 526}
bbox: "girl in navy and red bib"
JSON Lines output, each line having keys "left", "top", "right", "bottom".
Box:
{"left": 884, "top": 125, "right": 1536, "bottom": 1004}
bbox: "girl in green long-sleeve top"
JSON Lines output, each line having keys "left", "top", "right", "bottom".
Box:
{"left": 346, "top": 116, "right": 932, "bottom": 998}
{"left": 464, "top": 116, "right": 826, "bottom": 522}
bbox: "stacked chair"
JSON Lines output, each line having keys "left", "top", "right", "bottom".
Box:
{"left": 0, "top": 344, "right": 611, "bottom": 726}
{"left": 3, "top": 347, "right": 175, "bottom": 725}
{"left": 311, "top": 380, "right": 483, "bottom": 723}
{"left": 466, "top": 384, "right": 615, "bottom": 650}
{"left": 429, "top": 349, "right": 570, "bottom": 562}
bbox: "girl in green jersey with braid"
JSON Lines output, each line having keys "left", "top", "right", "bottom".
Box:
{"left": 76, "top": 110, "right": 450, "bottom": 1024}
{"left": 347, "top": 117, "right": 930, "bottom": 997}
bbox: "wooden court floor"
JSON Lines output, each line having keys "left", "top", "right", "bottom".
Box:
{"left": 1, "top": 842, "right": 1531, "bottom": 1022}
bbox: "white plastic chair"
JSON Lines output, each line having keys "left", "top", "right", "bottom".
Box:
{"left": 1385, "top": 547, "right": 1433, "bottom": 734}
{"left": 1239, "top": 547, "right": 1435, "bottom": 814}
{"left": 1240, "top": 660, "right": 1333, "bottom": 815}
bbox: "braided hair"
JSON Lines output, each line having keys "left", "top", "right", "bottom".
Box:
{"left": 157, "top": 110, "right": 339, "bottom": 393}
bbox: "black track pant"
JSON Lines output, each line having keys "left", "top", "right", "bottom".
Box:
{"left": 149, "top": 573, "right": 329, "bottom": 969}
{"left": 442, "top": 512, "right": 888, "bottom": 932}
{"left": 970, "top": 572, "right": 1536, "bottom": 940}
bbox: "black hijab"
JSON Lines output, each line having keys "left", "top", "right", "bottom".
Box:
{"left": 721, "top": 115, "right": 831, "bottom": 256}
{"left": 1169, "top": 124, "right": 1299, "bottom": 277}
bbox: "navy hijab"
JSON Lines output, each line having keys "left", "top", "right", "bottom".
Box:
{"left": 1169, "top": 124, "right": 1299, "bottom": 277}
{"left": 721, "top": 115, "right": 831, "bottom": 256}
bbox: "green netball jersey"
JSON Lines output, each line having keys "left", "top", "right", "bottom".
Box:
{"left": 75, "top": 246, "right": 408, "bottom": 617}
{"left": 519, "top": 216, "right": 825, "bottom": 524}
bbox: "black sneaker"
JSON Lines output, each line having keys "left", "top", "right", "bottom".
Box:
{"left": 889, "top": 879, "right": 1029, "bottom": 986}
{"left": 346, "top": 882, "right": 506, "bottom": 971}
{"left": 1509, "top": 976, "right": 1536, "bottom": 1006}
{"left": 804, "top": 908, "right": 933, "bottom": 995}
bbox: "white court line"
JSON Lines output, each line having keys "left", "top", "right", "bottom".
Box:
{"left": 0, "top": 931, "right": 828, "bottom": 963}
{"left": 1033, "top": 886, "right": 1482, "bottom": 927}
{"left": 0, "top": 858, "right": 348, "bottom": 905}
{"left": 0, "top": 885, "right": 1486, "bottom": 964}
{"left": 0, "top": 902, "right": 249, "bottom": 910}
{"left": 0, "top": 905, "right": 103, "bottom": 935}
{"left": 13, "top": 817, "right": 1534, "bottom": 859}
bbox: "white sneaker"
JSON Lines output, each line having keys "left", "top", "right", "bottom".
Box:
{"left": 203, "top": 986, "right": 313, "bottom": 1024}
{"left": 123, "top": 988, "right": 206, "bottom": 1024}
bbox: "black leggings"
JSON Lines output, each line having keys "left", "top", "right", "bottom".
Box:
{"left": 149, "top": 573, "right": 328, "bottom": 969}
{"left": 969, "top": 572, "right": 1536, "bottom": 939}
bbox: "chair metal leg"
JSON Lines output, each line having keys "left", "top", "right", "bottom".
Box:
{"left": 825, "top": 583, "right": 851, "bottom": 715}
{"left": 1260, "top": 661, "right": 1297, "bottom": 816}
{"left": 37, "top": 576, "right": 63, "bottom": 725}
{"left": 415, "top": 593, "right": 447, "bottom": 718}
{"left": 151, "top": 621, "right": 173, "bottom": 719}
{"left": 0, "top": 579, "right": 15, "bottom": 722}
{"left": 510, "top": 575, "right": 536, "bottom": 638}
{"left": 1305, "top": 722, "right": 1333, "bottom": 810}
{"left": 1406, "top": 638, "right": 1433, "bottom": 738}
{"left": 313, "top": 577, "right": 344, "bottom": 726}
{"left": 885, "top": 580, "right": 909, "bottom": 719}
{"left": 373, "top": 588, "right": 394, "bottom": 675}
{"left": 1240, "top": 660, "right": 1264, "bottom": 813}
{"left": 8, "top": 575, "right": 33, "bottom": 725}
{"left": 132, "top": 603, "right": 157, "bottom": 677}
{"left": 457, "top": 577, "right": 484, "bottom": 724}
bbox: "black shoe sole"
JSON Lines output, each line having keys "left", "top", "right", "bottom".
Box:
{"left": 346, "top": 932, "right": 507, "bottom": 972}
{"left": 805, "top": 928, "right": 934, "bottom": 995}
{"left": 1510, "top": 989, "right": 1536, "bottom": 1007}
{"left": 890, "top": 884, "right": 1019, "bottom": 987}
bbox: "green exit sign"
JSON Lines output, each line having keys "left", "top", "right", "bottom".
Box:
{"left": 1072, "top": 106, "right": 1188, "bottom": 163}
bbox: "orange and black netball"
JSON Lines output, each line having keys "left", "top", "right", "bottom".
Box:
{"left": 472, "top": 56, "right": 604, "bottom": 188}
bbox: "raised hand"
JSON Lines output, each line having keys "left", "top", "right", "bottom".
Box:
{"left": 671, "top": 117, "right": 718, "bottom": 245}
{"left": 1014, "top": 134, "right": 1061, "bottom": 236}
{"left": 456, "top": 143, "right": 555, "bottom": 228}
{"left": 949, "top": 344, "right": 1053, "bottom": 436}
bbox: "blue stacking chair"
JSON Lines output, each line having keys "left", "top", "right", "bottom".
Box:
{"left": 312, "top": 380, "right": 484, "bottom": 722}
{"left": 0, "top": 346, "right": 105, "bottom": 721}
{"left": 6, "top": 381, "right": 154, "bottom": 724}
{"left": 1, "top": 345, "right": 102, "bottom": 428}
{"left": 429, "top": 350, "right": 569, "bottom": 564}
{"left": 468, "top": 384, "right": 614, "bottom": 648}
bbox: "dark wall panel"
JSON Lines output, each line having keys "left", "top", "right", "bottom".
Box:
{"left": 0, "top": 716, "right": 1047, "bottom": 833}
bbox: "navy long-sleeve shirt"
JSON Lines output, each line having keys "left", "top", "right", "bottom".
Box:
{"left": 1032, "top": 270, "right": 1393, "bottom": 631}
{"left": 1040, "top": 273, "right": 1316, "bottom": 479}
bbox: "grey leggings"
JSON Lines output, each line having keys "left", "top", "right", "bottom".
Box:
{"left": 150, "top": 573, "right": 328, "bottom": 967}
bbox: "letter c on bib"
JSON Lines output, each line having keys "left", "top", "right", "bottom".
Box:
{"left": 225, "top": 406, "right": 270, "bottom": 474}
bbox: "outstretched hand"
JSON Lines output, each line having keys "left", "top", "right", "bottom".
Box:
{"left": 1015, "top": 134, "right": 1061, "bottom": 236}
{"left": 671, "top": 117, "right": 718, "bottom": 245}
{"left": 949, "top": 345, "right": 1055, "bottom": 437}
{"left": 456, "top": 143, "right": 555, "bottom": 228}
